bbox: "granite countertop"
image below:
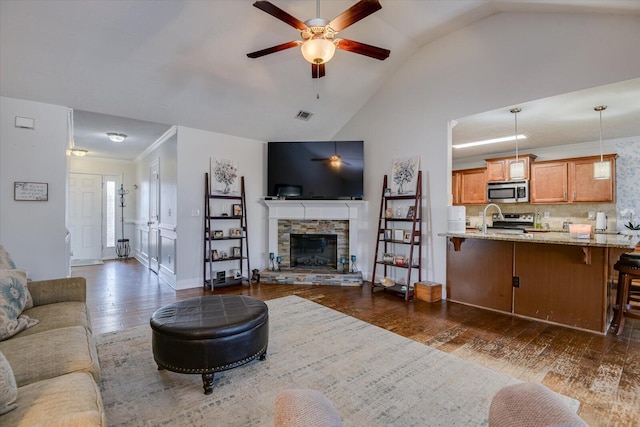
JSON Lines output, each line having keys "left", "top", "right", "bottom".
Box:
{"left": 439, "top": 230, "right": 639, "bottom": 249}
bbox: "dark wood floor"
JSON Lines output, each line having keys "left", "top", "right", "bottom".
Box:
{"left": 74, "top": 259, "right": 639, "bottom": 427}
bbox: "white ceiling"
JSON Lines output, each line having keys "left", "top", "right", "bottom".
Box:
{"left": 453, "top": 77, "right": 640, "bottom": 160}
{"left": 2, "top": 0, "right": 640, "bottom": 161}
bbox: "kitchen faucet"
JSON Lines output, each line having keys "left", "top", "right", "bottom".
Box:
{"left": 482, "top": 203, "right": 504, "bottom": 234}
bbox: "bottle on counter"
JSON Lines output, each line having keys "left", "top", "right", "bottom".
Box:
{"left": 535, "top": 212, "right": 542, "bottom": 229}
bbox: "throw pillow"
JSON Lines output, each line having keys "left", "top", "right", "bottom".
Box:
{"left": 0, "top": 269, "right": 39, "bottom": 341}
{"left": 0, "top": 350, "right": 18, "bottom": 415}
{"left": 0, "top": 245, "right": 17, "bottom": 270}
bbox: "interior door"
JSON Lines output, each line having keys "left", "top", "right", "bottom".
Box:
{"left": 148, "top": 160, "right": 160, "bottom": 273}
{"left": 69, "top": 173, "right": 102, "bottom": 261}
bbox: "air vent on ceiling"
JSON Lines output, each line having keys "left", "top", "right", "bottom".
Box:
{"left": 295, "top": 110, "right": 313, "bottom": 121}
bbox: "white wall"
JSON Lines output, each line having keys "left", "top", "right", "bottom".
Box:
{"left": 0, "top": 97, "right": 70, "bottom": 279}
{"left": 334, "top": 12, "right": 640, "bottom": 290}
{"left": 175, "top": 126, "right": 265, "bottom": 290}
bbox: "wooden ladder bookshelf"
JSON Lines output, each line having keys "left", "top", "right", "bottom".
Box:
{"left": 203, "top": 173, "right": 250, "bottom": 290}
{"left": 370, "top": 171, "right": 423, "bottom": 300}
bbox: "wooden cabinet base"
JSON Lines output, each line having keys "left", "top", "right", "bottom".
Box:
{"left": 446, "top": 237, "right": 619, "bottom": 333}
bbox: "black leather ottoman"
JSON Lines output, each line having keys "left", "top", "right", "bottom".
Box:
{"left": 150, "top": 295, "right": 269, "bottom": 394}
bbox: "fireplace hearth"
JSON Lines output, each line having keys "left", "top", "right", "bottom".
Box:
{"left": 290, "top": 234, "right": 337, "bottom": 270}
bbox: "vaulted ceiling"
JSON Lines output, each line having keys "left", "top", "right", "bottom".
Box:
{"left": 2, "top": 0, "right": 639, "bottom": 160}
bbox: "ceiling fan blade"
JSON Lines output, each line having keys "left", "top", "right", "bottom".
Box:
{"left": 247, "top": 41, "right": 300, "bottom": 58}
{"left": 311, "top": 158, "right": 328, "bottom": 161}
{"left": 329, "top": 0, "right": 382, "bottom": 32}
{"left": 311, "top": 63, "right": 326, "bottom": 79}
{"left": 253, "top": 1, "right": 307, "bottom": 31}
{"left": 335, "top": 38, "right": 390, "bottom": 60}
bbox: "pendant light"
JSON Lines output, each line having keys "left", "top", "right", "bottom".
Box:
{"left": 593, "top": 105, "right": 611, "bottom": 180}
{"left": 509, "top": 107, "right": 526, "bottom": 180}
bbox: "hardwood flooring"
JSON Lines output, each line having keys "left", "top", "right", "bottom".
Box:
{"left": 74, "top": 259, "right": 639, "bottom": 426}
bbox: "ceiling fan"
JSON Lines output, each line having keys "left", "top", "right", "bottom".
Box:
{"left": 311, "top": 142, "right": 351, "bottom": 167}
{"left": 247, "top": 0, "right": 390, "bottom": 78}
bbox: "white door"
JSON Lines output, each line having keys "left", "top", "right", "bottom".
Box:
{"left": 148, "top": 161, "right": 160, "bottom": 273}
{"left": 69, "top": 173, "right": 102, "bottom": 261}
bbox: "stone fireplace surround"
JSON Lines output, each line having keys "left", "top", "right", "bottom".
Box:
{"left": 262, "top": 200, "right": 366, "bottom": 285}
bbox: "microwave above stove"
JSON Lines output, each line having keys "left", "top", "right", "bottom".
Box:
{"left": 487, "top": 180, "right": 529, "bottom": 203}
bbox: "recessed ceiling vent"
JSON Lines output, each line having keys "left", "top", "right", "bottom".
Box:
{"left": 295, "top": 110, "right": 313, "bottom": 121}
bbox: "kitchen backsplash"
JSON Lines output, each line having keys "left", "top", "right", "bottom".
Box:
{"left": 465, "top": 203, "right": 617, "bottom": 232}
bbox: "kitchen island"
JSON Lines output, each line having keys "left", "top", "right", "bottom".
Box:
{"left": 440, "top": 230, "right": 639, "bottom": 334}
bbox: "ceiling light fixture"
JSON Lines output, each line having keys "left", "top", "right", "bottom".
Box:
{"left": 452, "top": 134, "right": 527, "bottom": 149}
{"left": 593, "top": 105, "right": 611, "bottom": 180}
{"left": 509, "top": 107, "right": 526, "bottom": 180}
{"left": 106, "top": 132, "right": 127, "bottom": 143}
{"left": 301, "top": 35, "right": 336, "bottom": 65}
{"left": 71, "top": 148, "right": 88, "bottom": 157}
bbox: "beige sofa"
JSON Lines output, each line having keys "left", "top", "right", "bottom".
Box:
{"left": 0, "top": 276, "right": 105, "bottom": 426}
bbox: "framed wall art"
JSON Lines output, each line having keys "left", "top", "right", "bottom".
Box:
{"left": 14, "top": 182, "right": 48, "bottom": 201}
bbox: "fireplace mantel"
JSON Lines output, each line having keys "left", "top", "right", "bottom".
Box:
{"left": 263, "top": 199, "right": 368, "bottom": 261}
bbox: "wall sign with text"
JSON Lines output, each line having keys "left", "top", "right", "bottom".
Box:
{"left": 14, "top": 182, "right": 48, "bottom": 201}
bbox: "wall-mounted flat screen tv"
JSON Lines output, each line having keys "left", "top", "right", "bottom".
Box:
{"left": 267, "top": 141, "right": 364, "bottom": 199}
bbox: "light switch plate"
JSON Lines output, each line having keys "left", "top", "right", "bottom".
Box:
{"left": 588, "top": 211, "right": 596, "bottom": 220}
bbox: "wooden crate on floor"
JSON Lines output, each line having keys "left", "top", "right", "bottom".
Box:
{"left": 415, "top": 281, "right": 442, "bottom": 303}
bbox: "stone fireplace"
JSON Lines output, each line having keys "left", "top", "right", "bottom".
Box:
{"left": 278, "top": 220, "right": 348, "bottom": 269}
{"left": 262, "top": 200, "right": 366, "bottom": 285}
{"left": 290, "top": 233, "right": 338, "bottom": 269}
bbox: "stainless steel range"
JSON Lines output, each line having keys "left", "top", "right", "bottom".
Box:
{"left": 488, "top": 212, "right": 534, "bottom": 234}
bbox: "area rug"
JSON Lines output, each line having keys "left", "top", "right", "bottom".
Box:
{"left": 96, "top": 295, "right": 580, "bottom": 426}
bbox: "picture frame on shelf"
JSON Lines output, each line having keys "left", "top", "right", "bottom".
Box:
{"left": 216, "top": 271, "right": 226, "bottom": 283}
{"left": 220, "top": 251, "right": 228, "bottom": 259}
{"left": 232, "top": 247, "right": 241, "bottom": 258}
{"left": 232, "top": 204, "right": 242, "bottom": 216}
{"left": 403, "top": 231, "right": 412, "bottom": 243}
{"left": 393, "top": 229, "right": 404, "bottom": 241}
{"left": 384, "top": 229, "right": 392, "bottom": 240}
{"left": 211, "top": 249, "right": 219, "bottom": 260}
{"left": 213, "top": 230, "right": 224, "bottom": 239}
{"left": 229, "top": 228, "right": 242, "bottom": 237}
{"left": 406, "top": 206, "right": 415, "bottom": 219}
{"left": 233, "top": 269, "right": 242, "bottom": 279}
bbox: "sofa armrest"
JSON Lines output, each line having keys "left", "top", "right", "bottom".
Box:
{"left": 27, "top": 277, "right": 87, "bottom": 306}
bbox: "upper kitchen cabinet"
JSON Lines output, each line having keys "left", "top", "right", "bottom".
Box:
{"left": 454, "top": 168, "right": 487, "bottom": 205}
{"left": 531, "top": 154, "right": 616, "bottom": 203}
{"left": 485, "top": 154, "right": 537, "bottom": 182}
{"left": 530, "top": 161, "right": 568, "bottom": 203}
{"left": 569, "top": 155, "right": 616, "bottom": 202}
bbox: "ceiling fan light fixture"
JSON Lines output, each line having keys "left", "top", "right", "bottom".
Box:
{"left": 107, "top": 132, "right": 127, "bottom": 143}
{"left": 329, "top": 154, "right": 341, "bottom": 167}
{"left": 301, "top": 38, "right": 335, "bottom": 64}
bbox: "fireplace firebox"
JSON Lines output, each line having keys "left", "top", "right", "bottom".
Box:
{"left": 290, "top": 234, "right": 338, "bottom": 270}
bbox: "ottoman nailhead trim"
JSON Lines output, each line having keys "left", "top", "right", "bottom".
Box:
{"left": 157, "top": 343, "right": 268, "bottom": 374}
